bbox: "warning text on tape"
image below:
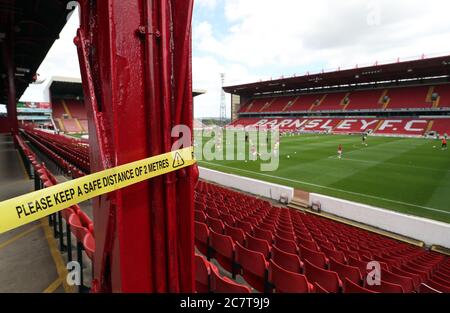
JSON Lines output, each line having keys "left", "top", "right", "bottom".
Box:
{"left": 0, "top": 147, "right": 195, "bottom": 234}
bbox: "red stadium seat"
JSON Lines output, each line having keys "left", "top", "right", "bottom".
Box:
{"left": 425, "top": 279, "right": 450, "bottom": 293}
{"left": 419, "top": 283, "right": 443, "bottom": 293}
{"left": 210, "top": 266, "right": 251, "bottom": 293}
{"left": 235, "top": 242, "right": 269, "bottom": 293}
{"left": 299, "top": 244, "right": 329, "bottom": 269}
{"left": 254, "top": 225, "right": 274, "bottom": 243}
{"left": 391, "top": 266, "right": 422, "bottom": 289}
{"left": 246, "top": 233, "right": 271, "bottom": 259}
{"left": 381, "top": 269, "right": 416, "bottom": 293}
{"left": 225, "top": 224, "right": 246, "bottom": 245}
{"left": 207, "top": 215, "right": 225, "bottom": 234}
{"left": 195, "top": 254, "right": 210, "bottom": 293}
{"left": 209, "top": 230, "right": 235, "bottom": 275}
{"left": 268, "top": 260, "right": 313, "bottom": 293}
{"left": 276, "top": 229, "right": 296, "bottom": 242}
{"left": 344, "top": 278, "right": 378, "bottom": 294}
{"left": 274, "top": 234, "right": 298, "bottom": 254}
{"left": 314, "top": 282, "right": 329, "bottom": 293}
{"left": 236, "top": 219, "right": 254, "bottom": 234}
{"left": 320, "top": 246, "right": 346, "bottom": 264}
{"left": 271, "top": 244, "right": 304, "bottom": 274}
{"left": 206, "top": 208, "right": 220, "bottom": 218}
{"left": 428, "top": 275, "right": 450, "bottom": 288}
{"left": 329, "top": 257, "right": 362, "bottom": 285}
{"left": 220, "top": 214, "right": 236, "bottom": 227}
{"left": 297, "top": 237, "right": 320, "bottom": 252}
{"left": 304, "top": 259, "right": 342, "bottom": 293}
{"left": 194, "top": 221, "right": 209, "bottom": 257}
{"left": 365, "top": 280, "right": 404, "bottom": 293}
{"left": 83, "top": 232, "right": 95, "bottom": 260}
{"left": 194, "top": 210, "right": 206, "bottom": 223}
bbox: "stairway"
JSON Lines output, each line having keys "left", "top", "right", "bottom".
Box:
{"left": 379, "top": 89, "right": 390, "bottom": 109}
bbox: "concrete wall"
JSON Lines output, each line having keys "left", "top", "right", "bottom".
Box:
{"left": 310, "top": 193, "right": 450, "bottom": 248}
{"left": 199, "top": 167, "right": 294, "bottom": 203}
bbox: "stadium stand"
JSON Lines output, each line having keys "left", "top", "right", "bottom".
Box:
{"left": 261, "top": 96, "right": 297, "bottom": 113}
{"left": 51, "top": 99, "right": 86, "bottom": 133}
{"left": 385, "top": 86, "right": 431, "bottom": 110}
{"left": 434, "top": 84, "right": 450, "bottom": 108}
{"left": 194, "top": 180, "right": 450, "bottom": 293}
{"left": 228, "top": 117, "right": 450, "bottom": 136}
{"left": 344, "top": 89, "right": 384, "bottom": 111}
{"left": 310, "top": 92, "right": 347, "bottom": 112}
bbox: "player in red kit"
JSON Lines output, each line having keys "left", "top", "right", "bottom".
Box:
{"left": 442, "top": 137, "right": 447, "bottom": 150}
{"left": 338, "top": 144, "right": 343, "bottom": 159}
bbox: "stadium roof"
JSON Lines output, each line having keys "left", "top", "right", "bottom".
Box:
{"left": 193, "top": 89, "right": 207, "bottom": 97}
{"left": 223, "top": 54, "right": 450, "bottom": 96}
{"left": 0, "top": 0, "right": 71, "bottom": 103}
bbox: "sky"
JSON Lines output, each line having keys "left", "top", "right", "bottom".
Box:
{"left": 20, "top": 0, "right": 450, "bottom": 118}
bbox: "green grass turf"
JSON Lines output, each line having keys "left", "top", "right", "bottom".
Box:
{"left": 197, "top": 133, "right": 450, "bottom": 224}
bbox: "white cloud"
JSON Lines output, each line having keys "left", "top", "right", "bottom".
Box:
{"left": 20, "top": 1, "right": 450, "bottom": 119}
{"left": 197, "top": 0, "right": 450, "bottom": 72}
{"left": 192, "top": 0, "right": 450, "bottom": 117}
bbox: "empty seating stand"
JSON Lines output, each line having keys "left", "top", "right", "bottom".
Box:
{"left": 194, "top": 180, "right": 450, "bottom": 293}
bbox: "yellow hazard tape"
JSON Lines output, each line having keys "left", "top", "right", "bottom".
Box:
{"left": 0, "top": 147, "right": 196, "bottom": 234}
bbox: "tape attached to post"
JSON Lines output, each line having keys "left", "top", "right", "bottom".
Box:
{"left": 0, "top": 147, "right": 196, "bottom": 234}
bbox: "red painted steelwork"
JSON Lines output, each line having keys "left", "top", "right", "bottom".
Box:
{"left": 75, "top": 0, "right": 195, "bottom": 292}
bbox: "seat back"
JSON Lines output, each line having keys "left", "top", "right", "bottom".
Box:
{"left": 210, "top": 267, "right": 251, "bottom": 293}
{"left": 246, "top": 233, "right": 271, "bottom": 259}
{"left": 194, "top": 210, "right": 206, "bottom": 223}
{"left": 210, "top": 230, "right": 235, "bottom": 273}
{"left": 194, "top": 221, "right": 209, "bottom": 256}
{"left": 381, "top": 269, "right": 415, "bottom": 293}
{"left": 225, "top": 224, "right": 246, "bottom": 245}
{"left": 254, "top": 225, "right": 274, "bottom": 243}
{"left": 271, "top": 244, "right": 303, "bottom": 274}
{"left": 235, "top": 242, "right": 269, "bottom": 293}
{"left": 195, "top": 254, "right": 210, "bottom": 293}
{"left": 274, "top": 234, "right": 298, "bottom": 254}
{"left": 304, "top": 259, "right": 342, "bottom": 293}
{"left": 344, "top": 278, "right": 377, "bottom": 293}
{"left": 299, "top": 244, "right": 329, "bottom": 269}
{"left": 330, "top": 257, "right": 362, "bottom": 285}
{"left": 236, "top": 219, "right": 253, "bottom": 234}
{"left": 207, "top": 215, "right": 225, "bottom": 234}
{"left": 269, "top": 260, "right": 312, "bottom": 293}
{"left": 365, "top": 280, "right": 404, "bottom": 293}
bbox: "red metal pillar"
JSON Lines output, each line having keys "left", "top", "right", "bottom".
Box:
{"left": 74, "top": 0, "right": 196, "bottom": 292}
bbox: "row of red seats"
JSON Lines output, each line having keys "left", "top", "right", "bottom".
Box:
{"left": 33, "top": 128, "right": 89, "bottom": 161}
{"left": 228, "top": 117, "right": 450, "bottom": 136}
{"left": 238, "top": 84, "right": 450, "bottom": 113}
{"left": 16, "top": 135, "right": 95, "bottom": 255}
{"left": 16, "top": 135, "right": 95, "bottom": 292}
{"left": 22, "top": 128, "right": 89, "bottom": 174}
{"left": 20, "top": 130, "right": 86, "bottom": 178}
{"left": 195, "top": 254, "right": 252, "bottom": 293}
{"left": 194, "top": 181, "right": 450, "bottom": 293}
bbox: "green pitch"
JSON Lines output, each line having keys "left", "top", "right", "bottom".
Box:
{"left": 197, "top": 133, "right": 450, "bottom": 224}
